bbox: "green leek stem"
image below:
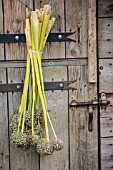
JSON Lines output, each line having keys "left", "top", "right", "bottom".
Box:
{"left": 28, "top": 72, "right": 32, "bottom": 113}
{"left": 34, "top": 57, "right": 49, "bottom": 141}
{"left": 18, "top": 53, "right": 30, "bottom": 132}
{"left": 47, "top": 112, "right": 57, "bottom": 140}
{"left": 29, "top": 52, "right": 35, "bottom": 135}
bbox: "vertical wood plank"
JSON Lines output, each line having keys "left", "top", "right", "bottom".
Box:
{"left": 68, "top": 66, "right": 98, "bottom": 170}
{"left": 0, "top": 69, "right": 9, "bottom": 170}
{"left": 66, "top": 0, "right": 98, "bottom": 169}
{"left": 0, "top": 1, "right": 9, "bottom": 169}
{"left": 39, "top": 66, "right": 69, "bottom": 170}
{"left": 4, "top": 0, "right": 39, "bottom": 169}
{"left": 0, "top": 0, "right": 4, "bottom": 60}
{"left": 8, "top": 68, "right": 39, "bottom": 170}
{"left": 66, "top": 0, "right": 88, "bottom": 58}
{"left": 101, "top": 138, "right": 113, "bottom": 170}
{"left": 88, "top": 0, "right": 97, "bottom": 83}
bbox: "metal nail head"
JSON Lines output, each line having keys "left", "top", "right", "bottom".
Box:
{"left": 17, "top": 85, "right": 21, "bottom": 89}
{"left": 59, "top": 83, "right": 64, "bottom": 88}
{"left": 58, "top": 34, "right": 62, "bottom": 40}
{"left": 15, "top": 36, "right": 19, "bottom": 40}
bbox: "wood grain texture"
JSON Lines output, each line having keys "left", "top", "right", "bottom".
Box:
{"left": 98, "top": 40, "right": 113, "bottom": 58}
{"left": 88, "top": 0, "right": 97, "bottom": 82}
{"left": 98, "top": 19, "right": 113, "bottom": 41}
{"left": 68, "top": 65, "right": 98, "bottom": 170}
{"left": 100, "top": 95, "right": 113, "bottom": 138}
{"left": 4, "top": 0, "right": 33, "bottom": 60}
{"left": 101, "top": 138, "right": 113, "bottom": 170}
{"left": 67, "top": 0, "right": 98, "bottom": 169}
{"left": 98, "top": 18, "right": 113, "bottom": 58}
{"left": 0, "top": 69, "right": 9, "bottom": 170}
{"left": 0, "top": 0, "right": 4, "bottom": 60}
{"left": 0, "top": 2, "right": 9, "bottom": 170}
{"left": 8, "top": 68, "right": 39, "bottom": 170}
{"left": 100, "top": 117, "right": 113, "bottom": 137}
{"left": 39, "top": 67, "right": 69, "bottom": 170}
{"left": 4, "top": 0, "right": 39, "bottom": 169}
{"left": 98, "top": 0, "right": 113, "bottom": 18}
{"left": 35, "top": 0, "right": 65, "bottom": 59}
{"left": 65, "top": 0, "right": 88, "bottom": 58}
{"left": 99, "top": 59, "right": 113, "bottom": 93}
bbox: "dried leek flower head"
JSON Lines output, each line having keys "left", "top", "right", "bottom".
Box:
{"left": 36, "top": 138, "right": 54, "bottom": 156}
{"left": 10, "top": 4, "right": 63, "bottom": 156}
{"left": 10, "top": 132, "right": 30, "bottom": 149}
{"left": 52, "top": 139, "right": 63, "bottom": 151}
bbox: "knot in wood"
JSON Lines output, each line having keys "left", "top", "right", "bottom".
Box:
{"left": 12, "top": 17, "right": 22, "bottom": 32}
{"left": 70, "top": 49, "right": 76, "bottom": 56}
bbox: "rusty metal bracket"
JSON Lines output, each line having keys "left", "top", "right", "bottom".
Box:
{"left": 70, "top": 92, "right": 110, "bottom": 111}
{"left": 0, "top": 80, "right": 76, "bottom": 92}
{"left": 0, "top": 31, "right": 76, "bottom": 43}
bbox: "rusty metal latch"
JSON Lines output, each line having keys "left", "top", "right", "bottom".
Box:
{"left": 70, "top": 93, "right": 110, "bottom": 111}
{"left": 70, "top": 93, "right": 110, "bottom": 132}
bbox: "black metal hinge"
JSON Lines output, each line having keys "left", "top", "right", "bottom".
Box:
{"left": 0, "top": 31, "right": 76, "bottom": 43}
{"left": 0, "top": 80, "right": 76, "bottom": 92}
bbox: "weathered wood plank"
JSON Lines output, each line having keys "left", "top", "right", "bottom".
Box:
{"left": 0, "top": 0, "right": 4, "bottom": 60}
{"left": 65, "top": 0, "right": 88, "bottom": 58}
{"left": 101, "top": 138, "right": 113, "bottom": 170}
{"left": 67, "top": 0, "right": 98, "bottom": 169}
{"left": 0, "top": 58, "right": 88, "bottom": 68}
{"left": 40, "top": 67, "right": 69, "bottom": 170}
{"left": 88, "top": 0, "right": 97, "bottom": 82}
{"left": 68, "top": 65, "right": 98, "bottom": 170}
{"left": 0, "top": 1, "right": 9, "bottom": 170}
{"left": 100, "top": 117, "right": 113, "bottom": 137}
{"left": 98, "top": 0, "right": 113, "bottom": 18}
{"left": 4, "top": 0, "right": 33, "bottom": 60}
{"left": 8, "top": 68, "right": 39, "bottom": 170}
{"left": 98, "top": 18, "right": 113, "bottom": 58}
{"left": 0, "top": 69, "right": 9, "bottom": 170}
{"left": 99, "top": 59, "right": 113, "bottom": 93}
{"left": 100, "top": 95, "right": 113, "bottom": 138}
{"left": 35, "top": 0, "right": 65, "bottom": 59}
{"left": 98, "top": 40, "right": 113, "bottom": 58}
{"left": 4, "top": 0, "right": 40, "bottom": 169}
{"left": 98, "top": 18, "right": 113, "bottom": 41}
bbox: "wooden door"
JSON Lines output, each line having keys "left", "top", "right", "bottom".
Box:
{"left": 0, "top": 0, "right": 98, "bottom": 170}
{"left": 98, "top": 0, "right": 113, "bottom": 169}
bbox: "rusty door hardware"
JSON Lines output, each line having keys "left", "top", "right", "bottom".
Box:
{"left": 70, "top": 93, "right": 110, "bottom": 111}
{"left": 70, "top": 93, "right": 110, "bottom": 132}
{"left": 0, "top": 31, "right": 76, "bottom": 43}
{"left": 0, "top": 80, "right": 76, "bottom": 92}
{"left": 88, "top": 106, "right": 93, "bottom": 132}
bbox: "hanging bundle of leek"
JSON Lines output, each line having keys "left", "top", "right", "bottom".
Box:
{"left": 10, "top": 5, "right": 63, "bottom": 156}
